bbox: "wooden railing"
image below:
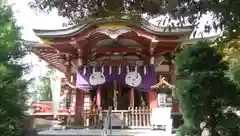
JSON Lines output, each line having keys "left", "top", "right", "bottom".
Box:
{"left": 128, "top": 106, "right": 151, "bottom": 129}
{"left": 30, "top": 101, "right": 75, "bottom": 116}
{"left": 84, "top": 107, "right": 177, "bottom": 129}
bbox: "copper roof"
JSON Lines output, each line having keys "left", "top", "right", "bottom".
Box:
{"left": 33, "top": 18, "right": 193, "bottom": 38}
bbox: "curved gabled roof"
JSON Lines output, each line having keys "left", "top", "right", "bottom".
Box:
{"left": 33, "top": 18, "right": 193, "bottom": 38}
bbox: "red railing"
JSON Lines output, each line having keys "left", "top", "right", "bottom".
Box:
{"left": 30, "top": 101, "right": 75, "bottom": 115}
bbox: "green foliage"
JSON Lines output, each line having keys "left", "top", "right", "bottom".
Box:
{"left": 37, "top": 68, "right": 55, "bottom": 101}
{"left": 177, "top": 124, "right": 201, "bottom": 136}
{"left": 175, "top": 42, "right": 228, "bottom": 75}
{"left": 29, "top": 0, "right": 240, "bottom": 35}
{"left": 228, "top": 63, "right": 240, "bottom": 87}
{"left": 175, "top": 42, "right": 240, "bottom": 136}
{"left": 38, "top": 76, "right": 52, "bottom": 101}
{"left": 0, "top": 6, "right": 29, "bottom": 136}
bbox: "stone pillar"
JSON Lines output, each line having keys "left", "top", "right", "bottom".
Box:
{"left": 74, "top": 89, "right": 84, "bottom": 125}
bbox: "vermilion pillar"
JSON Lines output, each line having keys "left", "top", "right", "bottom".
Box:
{"left": 130, "top": 88, "right": 134, "bottom": 107}
{"left": 75, "top": 89, "right": 84, "bottom": 124}
{"left": 96, "top": 87, "right": 101, "bottom": 108}
{"left": 148, "top": 91, "right": 158, "bottom": 109}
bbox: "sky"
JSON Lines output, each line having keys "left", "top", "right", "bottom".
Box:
{"left": 8, "top": 0, "right": 219, "bottom": 95}
{"left": 9, "top": 0, "right": 68, "bottom": 76}
{"left": 8, "top": 0, "right": 68, "bottom": 95}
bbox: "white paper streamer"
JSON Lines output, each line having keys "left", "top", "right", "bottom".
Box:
{"left": 118, "top": 65, "right": 121, "bottom": 75}
{"left": 83, "top": 66, "right": 86, "bottom": 75}
{"left": 144, "top": 66, "right": 147, "bottom": 75}
{"left": 126, "top": 65, "right": 129, "bottom": 73}
{"left": 134, "top": 66, "right": 137, "bottom": 72}
{"left": 92, "top": 67, "right": 96, "bottom": 73}
{"left": 101, "top": 66, "right": 104, "bottom": 73}
{"left": 109, "top": 66, "right": 112, "bottom": 75}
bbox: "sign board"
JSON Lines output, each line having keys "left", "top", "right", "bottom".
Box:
{"left": 151, "top": 107, "right": 171, "bottom": 123}
{"left": 151, "top": 107, "right": 172, "bottom": 135}
{"left": 111, "top": 112, "right": 123, "bottom": 126}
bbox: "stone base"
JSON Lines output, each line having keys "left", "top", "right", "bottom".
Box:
{"left": 38, "top": 129, "right": 176, "bottom": 136}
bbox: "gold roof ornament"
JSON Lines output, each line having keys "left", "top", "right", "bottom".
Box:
{"left": 151, "top": 77, "right": 175, "bottom": 90}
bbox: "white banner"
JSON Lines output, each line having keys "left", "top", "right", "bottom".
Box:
{"left": 50, "top": 70, "right": 63, "bottom": 119}
{"left": 151, "top": 107, "right": 172, "bottom": 135}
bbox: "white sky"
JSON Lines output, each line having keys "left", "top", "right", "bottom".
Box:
{"left": 8, "top": 0, "right": 219, "bottom": 94}
{"left": 9, "top": 0, "right": 67, "bottom": 94}
{"left": 10, "top": 0, "right": 67, "bottom": 76}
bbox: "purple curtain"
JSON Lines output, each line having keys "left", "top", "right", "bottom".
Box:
{"left": 76, "top": 65, "right": 157, "bottom": 92}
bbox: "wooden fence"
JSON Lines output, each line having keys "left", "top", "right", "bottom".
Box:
{"left": 128, "top": 106, "right": 151, "bottom": 129}
{"left": 83, "top": 106, "right": 179, "bottom": 129}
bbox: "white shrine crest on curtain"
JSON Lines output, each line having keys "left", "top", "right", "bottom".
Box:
{"left": 89, "top": 72, "right": 106, "bottom": 86}
{"left": 125, "top": 72, "right": 142, "bottom": 87}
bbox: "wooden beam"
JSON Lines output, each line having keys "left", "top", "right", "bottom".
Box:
{"left": 93, "top": 48, "right": 142, "bottom": 54}
{"left": 34, "top": 53, "right": 66, "bottom": 73}
{"left": 35, "top": 47, "right": 59, "bottom": 53}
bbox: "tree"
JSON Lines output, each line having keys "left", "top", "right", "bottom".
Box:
{"left": 29, "top": 0, "right": 240, "bottom": 36}
{"left": 37, "top": 68, "right": 54, "bottom": 101}
{"left": 217, "top": 37, "right": 240, "bottom": 87}
{"left": 174, "top": 42, "right": 240, "bottom": 136}
{"left": 0, "top": 6, "right": 29, "bottom": 136}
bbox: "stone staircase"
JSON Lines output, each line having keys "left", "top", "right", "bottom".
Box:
{"left": 38, "top": 129, "right": 176, "bottom": 136}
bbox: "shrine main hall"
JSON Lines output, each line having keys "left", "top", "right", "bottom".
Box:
{"left": 29, "top": 18, "right": 204, "bottom": 128}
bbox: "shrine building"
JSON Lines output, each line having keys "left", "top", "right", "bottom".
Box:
{"left": 30, "top": 19, "right": 193, "bottom": 128}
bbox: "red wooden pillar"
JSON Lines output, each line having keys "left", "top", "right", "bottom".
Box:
{"left": 172, "top": 101, "right": 180, "bottom": 113}
{"left": 74, "top": 89, "right": 84, "bottom": 124}
{"left": 96, "top": 87, "right": 101, "bottom": 108}
{"left": 130, "top": 88, "right": 134, "bottom": 107}
{"left": 148, "top": 91, "right": 158, "bottom": 109}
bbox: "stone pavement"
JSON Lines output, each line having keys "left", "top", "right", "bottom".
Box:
{"left": 38, "top": 129, "right": 176, "bottom": 136}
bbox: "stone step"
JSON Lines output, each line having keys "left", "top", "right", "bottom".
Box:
{"left": 38, "top": 129, "right": 176, "bottom": 136}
